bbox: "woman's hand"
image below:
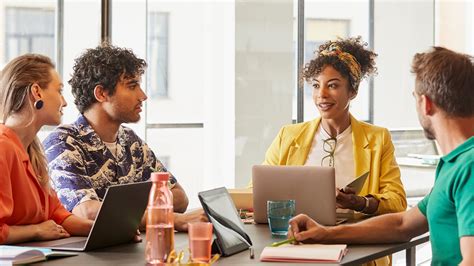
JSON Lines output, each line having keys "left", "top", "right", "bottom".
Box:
{"left": 288, "top": 214, "right": 328, "bottom": 243}
{"left": 336, "top": 187, "right": 365, "bottom": 211}
{"left": 35, "top": 220, "right": 70, "bottom": 241}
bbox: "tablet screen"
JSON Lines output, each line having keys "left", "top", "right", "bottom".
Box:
{"left": 198, "top": 187, "right": 252, "bottom": 256}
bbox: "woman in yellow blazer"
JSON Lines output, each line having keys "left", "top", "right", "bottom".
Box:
{"left": 264, "top": 115, "right": 406, "bottom": 215}
{"left": 262, "top": 37, "right": 406, "bottom": 216}
{"left": 262, "top": 36, "right": 406, "bottom": 266}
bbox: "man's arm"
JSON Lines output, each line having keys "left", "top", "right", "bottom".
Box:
{"left": 61, "top": 215, "right": 94, "bottom": 236}
{"left": 139, "top": 209, "right": 208, "bottom": 232}
{"left": 174, "top": 209, "right": 208, "bottom": 232}
{"left": 44, "top": 130, "right": 102, "bottom": 214}
{"left": 460, "top": 236, "right": 474, "bottom": 265}
{"left": 72, "top": 200, "right": 102, "bottom": 221}
{"left": 171, "top": 182, "right": 188, "bottom": 213}
{"left": 289, "top": 206, "right": 429, "bottom": 244}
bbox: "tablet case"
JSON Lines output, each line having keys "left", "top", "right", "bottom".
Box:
{"left": 198, "top": 187, "right": 252, "bottom": 256}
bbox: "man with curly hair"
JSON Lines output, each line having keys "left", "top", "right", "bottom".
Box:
{"left": 289, "top": 47, "right": 474, "bottom": 265}
{"left": 43, "top": 44, "right": 205, "bottom": 232}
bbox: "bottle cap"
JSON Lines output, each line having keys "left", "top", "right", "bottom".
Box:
{"left": 151, "top": 172, "right": 169, "bottom": 182}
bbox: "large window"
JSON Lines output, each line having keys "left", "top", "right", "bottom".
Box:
{"left": 0, "top": 0, "right": 101, "bottom": 139}
{"left": 1, "top": 1, "right": 56, "bottom": 67}
{"left": 147, "top": 12, "right": 169, "bottom": 98}
{"left": 4, "top": 7, "right": 55, "bottom": 62}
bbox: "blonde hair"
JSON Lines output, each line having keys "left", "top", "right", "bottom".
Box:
{"left": 0, "top": 54, "right": 54, "bottom": 186}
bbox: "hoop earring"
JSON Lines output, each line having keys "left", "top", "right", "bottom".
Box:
{"left": 34, "top": 99, "right": 44, "bottom": 110}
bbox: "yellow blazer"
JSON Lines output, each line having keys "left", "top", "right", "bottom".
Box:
{"left": 261, "top": 115, "right": 407, "bottom": 214}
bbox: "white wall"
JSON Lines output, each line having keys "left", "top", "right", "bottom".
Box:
{"left": 436, "top": 0, "right": 474, "bottom": 54}
{"left": 373, "top": 0, "right": 434, "bottom": 129}
{"left": 235, "top": 0, "right": 294, "bottom": 187}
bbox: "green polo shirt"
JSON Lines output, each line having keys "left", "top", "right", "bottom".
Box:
{"left": 418, "top": 136, "right": 474, "bottom": 265}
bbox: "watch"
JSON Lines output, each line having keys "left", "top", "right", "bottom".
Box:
{"left": 360, "top": 196, "right": 370, "bottom": 213}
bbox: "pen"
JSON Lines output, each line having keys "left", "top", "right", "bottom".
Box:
{"left": 270, "top": 237, "right": 296, "bottom": 247}
{"left": 249, "top": 247, "right": 254, "bottom": 259}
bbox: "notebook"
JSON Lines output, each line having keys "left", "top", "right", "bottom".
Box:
{"left": 20, "top": 181, "right": 151, "bottom": 251}
{"left": 252, "top": 165, "right": 337, "bottom": 225}
{"left": 260, "top": 244, "right": 347, "bottom": 263}
{"left": 0, "top": 245, "right": 77, "bottom": 265}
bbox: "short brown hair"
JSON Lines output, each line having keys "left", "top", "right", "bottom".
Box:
{"left": 412, "top": 47, "right": 474, "bottom": 117}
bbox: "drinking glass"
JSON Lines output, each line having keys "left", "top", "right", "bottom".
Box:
{"left": 188, "top": 222, "right": 213, "bottom": 262}
{"left": 267, "top": 200, "right": 295, "bottom": 237}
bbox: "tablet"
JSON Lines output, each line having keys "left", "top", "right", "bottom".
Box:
{"left": 198, "top": 187, "right": 252, "bottom": 256}
{"left": 344, "top": 172, "right": 369, "bottom": 195}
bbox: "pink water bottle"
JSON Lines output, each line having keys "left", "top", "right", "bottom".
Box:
{"left": 145, "top": 172, "right": 175, "bottom": 264}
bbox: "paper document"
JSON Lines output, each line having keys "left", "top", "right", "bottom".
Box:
{"left": 260, "top": 243, "right": 347, "bottom": 263}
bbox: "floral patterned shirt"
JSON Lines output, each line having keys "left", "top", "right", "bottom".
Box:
{"left": 43, "top": 115, "right": 176, "bottom": 211}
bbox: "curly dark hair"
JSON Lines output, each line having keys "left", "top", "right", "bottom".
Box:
{"left": 302, "top": 36, "right": 377, "bottom": 93}
{"left": 69, "top": 43, "right": 147, "bottom": 113}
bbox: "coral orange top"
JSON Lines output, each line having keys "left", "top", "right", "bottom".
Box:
{"left": 0, "top": 125, "right": 71, "bottom": 244}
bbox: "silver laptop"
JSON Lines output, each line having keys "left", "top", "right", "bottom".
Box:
{"left": 21, "top": 181, "right": 152, "bottom": 251}
{"left": 252, "top": 165, "right": 336, "bottom": 226}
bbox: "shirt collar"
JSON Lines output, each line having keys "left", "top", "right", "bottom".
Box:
{"left": 318, "top": 124, "right": 352, "bottom": 140}
{"left": 0, "top": 124, "right": 30, "bottom": 162}
{"left": 441, "top": 136, "right": 474, "bottom": 163}
{"left": 73, "top": 114, "right": 126, "bottom": 150}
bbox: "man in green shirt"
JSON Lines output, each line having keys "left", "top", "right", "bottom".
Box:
{"left": 288, "top": 47, "right": 474, "bottom": 265}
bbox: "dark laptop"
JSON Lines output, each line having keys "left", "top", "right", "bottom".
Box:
{"left": 21, "top": 181, "right": 151, "bottom": 251}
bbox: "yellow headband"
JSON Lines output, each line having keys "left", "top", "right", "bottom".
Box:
{"left": 319, "top": 43, "right": 362, "bottom": 87}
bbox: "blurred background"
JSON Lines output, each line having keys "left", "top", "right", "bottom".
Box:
{"left": 1, "top": 0, "right": 471, "bottom": 215}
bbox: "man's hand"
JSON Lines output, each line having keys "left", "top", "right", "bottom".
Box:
{"left": 288, "top": 214, "right": 328, "bottom": 243}
{"left": 133, "top": 229, "right": 142, "bottom": 243}
{"left": 174, "top": 209, "right": 208, "bottom": 232}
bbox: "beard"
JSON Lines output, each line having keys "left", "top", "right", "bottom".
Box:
{"left": 419, "top": 115, "right": 436, "bottom": 140}
{"left": 422, "top": 126, "right": 435, "bottom": 140}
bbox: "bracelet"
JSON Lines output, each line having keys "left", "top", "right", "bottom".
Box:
{"left": 360, "top": 196, "right": 370, "bottom": 213}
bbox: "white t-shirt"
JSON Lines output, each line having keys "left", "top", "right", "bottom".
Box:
{"left": 304, "top": 125, "right": 355, "bottom": 189}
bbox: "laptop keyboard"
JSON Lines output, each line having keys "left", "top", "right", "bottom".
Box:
{"left": 52, "top": 240, "right": 87, "bottom": 248}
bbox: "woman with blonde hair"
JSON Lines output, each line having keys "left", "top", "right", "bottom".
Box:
{"left": 0, "top": 54, "right": 93, "bottom": 244}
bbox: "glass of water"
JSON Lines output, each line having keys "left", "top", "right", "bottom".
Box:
{"left": 267, "top": 200, "right": 295, "bottom": 237}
